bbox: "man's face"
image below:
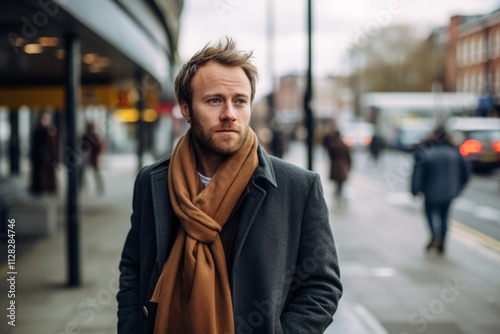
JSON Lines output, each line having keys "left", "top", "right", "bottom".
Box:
{"left": 181, "top": 61, "right": 252, "bottom": 157}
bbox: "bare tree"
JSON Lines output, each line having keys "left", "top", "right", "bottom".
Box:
{"left": 349, "top": 25, "right": 440, "bottom": 94}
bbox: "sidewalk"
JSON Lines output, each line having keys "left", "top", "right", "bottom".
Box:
{"left": 3, "top": 141, "right": 498, "bottom": 334}
{"left": 0, "top": 147, "right": 387, "bottom": 334}
{"left": 283, "top": 143, "right": 389, "bottom": 334}
{"left": 284, "top": 141, "right": 500, "bottom": 334}
{"left": 0, "top": 154, "right": 141, "bottom": 334}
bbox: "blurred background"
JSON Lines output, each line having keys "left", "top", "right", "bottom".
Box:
{"left": 0, "top": 0, "right": 499, "bottom": 333}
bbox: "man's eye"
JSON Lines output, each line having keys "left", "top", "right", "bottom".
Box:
{"left": 235, "top": 99, "right": 247, "bottom": 105}
{"left": 208, "top": 98, "right": 221, "bottom": 104}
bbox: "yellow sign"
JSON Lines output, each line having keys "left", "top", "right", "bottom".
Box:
{"left": 0, "top": 85, "right": 160, "bottom": 110}
{"left": 113, "top": 108, "right": 159, "bottom": 123}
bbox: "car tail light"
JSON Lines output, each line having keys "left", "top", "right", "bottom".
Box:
{"left": 492, "top": 140, "right": 500, "bottom": 153}
{"left": 360, "top": 135, "right": 372, "bottom": 146}
{"left": 343, "top": 135, "right": 355, "bottom": 147}
{"left": 459, "top": 139, "right": 483, "bottom": 156}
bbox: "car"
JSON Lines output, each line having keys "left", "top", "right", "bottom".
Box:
{"left": 446, "top": 117, "right": 500, "bottom": 171}
{"left": 339, "top": 122, "right": 374, "bottom": 150}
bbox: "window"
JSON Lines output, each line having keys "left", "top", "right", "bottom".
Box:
{"left": 463, "top": 38, "right": 470, "bottom": 65}
{"left": 479, "top": 35, "right": 486, "bottom": 62}
{"left": 456, "top": 40, "right": 464, "bottom": 67}
{"left": 471, "top": 36, "right": 478, "bottom": 64}
{"left": 495, "top": 66, "right": 500, "bottom": 93}
{"left": 457, "top": 73, "right": 464, "bottom": 92}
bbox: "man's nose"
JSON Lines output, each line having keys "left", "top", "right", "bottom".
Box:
{"left": 220, "top": 102, "right": 237, "bottom": 121}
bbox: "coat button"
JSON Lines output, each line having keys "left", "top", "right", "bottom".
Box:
{"left": 143, "top": 305, "right": 149, "bottom": 318}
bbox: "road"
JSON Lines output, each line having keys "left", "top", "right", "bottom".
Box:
{"left": 284, "top": 141, "right": 500, "bottom": 334}
{"left": 349, "top": 148, "right": 500, "bottom": 243}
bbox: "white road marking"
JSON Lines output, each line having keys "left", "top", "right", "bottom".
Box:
{"left": 475, "top": 206, "right": 500, "bottom": 222}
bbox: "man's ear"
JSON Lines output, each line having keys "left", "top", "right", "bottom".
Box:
{"left": 180, "top": 101, "right": 191, "bottom": 123}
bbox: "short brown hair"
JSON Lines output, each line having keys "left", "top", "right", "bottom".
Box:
{"left": 174, "top": 37, "right": 259, "bottom": 106}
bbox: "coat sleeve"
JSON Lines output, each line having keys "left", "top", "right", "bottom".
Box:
{"left": 411, "top": 152, "right": 424, "bottom": 196}
{"left": 280, "top": 174, "right": 343, "bottom": 333}
{"left": 117, "top": 168, "right": 145, "bottom": 333}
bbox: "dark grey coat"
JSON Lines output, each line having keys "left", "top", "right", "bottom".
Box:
{"left": 411, "top": 143, "right": 470, "bottom": 204}
{"left": 117, "top": 146, "right": 343, "bottom": 333}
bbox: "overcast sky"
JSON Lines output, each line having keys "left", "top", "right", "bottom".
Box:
{"left": 178, "top": 0, "right": 500, "bottom": 100}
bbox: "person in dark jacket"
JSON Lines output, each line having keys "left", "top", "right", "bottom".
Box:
{"left": 323, "top": 126, "right": 352, "bottom": 203}
{"left": 411, "top": 126, "right": 470, "bottom": 254}
{"left": 79, "top": 121, "right": 105, "bottom": 194}
{"left": 369, "top": 131, "right": 385, "bottom": 164}
{"left": 117, "top": 37, "right": 342, "bottom": 334}
{"left": 29, "top": 113, "right": 59, "bottom": 195}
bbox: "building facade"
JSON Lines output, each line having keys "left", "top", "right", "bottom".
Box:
{"left": 0, "top": 0, "right": 184, "bottom": 176}
{"left": 441, "top": 9, "right": 500, "bottom": 95}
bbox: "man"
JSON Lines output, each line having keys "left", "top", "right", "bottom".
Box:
{"left": 117, "top": 37, "right": 342, "bottom": 333}
{"left": 29, "top": 113, "right": 59, "bottom": 195}
{"left": 411, "top": 126, "right": 470, "bottom": 254}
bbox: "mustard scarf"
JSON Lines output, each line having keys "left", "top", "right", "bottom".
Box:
{"left": 151, "top": 128, "right": 259, "bottom": 334}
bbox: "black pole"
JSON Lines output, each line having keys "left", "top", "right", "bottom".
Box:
{"left": 136, "top": 69, "right": 144, "bottom": 171}
{"left": 65, "top": 34, "right": 81, "bottom": 287}
{"left": 304, "top": 0, "right": 314, "bottom": 171}
{"left": 267, "top": 0, "right": 275, "bottom": 120}
{"left": 9, "top": 108, "right": 20, "bottom": 176}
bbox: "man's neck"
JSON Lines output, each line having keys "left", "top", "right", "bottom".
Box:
{"left": 192, "top": 143, "right": 225, "bottom": 178}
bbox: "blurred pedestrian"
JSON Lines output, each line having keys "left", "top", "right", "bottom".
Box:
{"left": 369, "top": 131, "right": 385, "bottom": 164}
{"left": 323, "top": 125, "right": 352, "bottom": 203}
{"left": 270, "top": 117, "right": 285, "bottom": 158}
{"left": 79, "top": 121, "right": 105, "bottom": 194}
{"left": 411, "top": 126, "right": 470, "bottom": 254}
{"left": 29, "top": 113, "right": 59, "bottom": 196}
{"left": 117, "top": 37, "right": 342, "bottom": 334}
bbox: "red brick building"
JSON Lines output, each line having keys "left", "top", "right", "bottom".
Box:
{"left": 437, "top": 9, "right": 500, "bottom": 95}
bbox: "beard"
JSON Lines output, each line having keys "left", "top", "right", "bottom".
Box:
{"left": 189, "top": 107, "right": 249, "bottom": 158}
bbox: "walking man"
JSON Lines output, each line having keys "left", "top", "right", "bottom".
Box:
{"left": 411, "top": 126, "right": 470, "bottom": 254}
{"left": 117, "top": 37, "right": 342, "bottom": 333}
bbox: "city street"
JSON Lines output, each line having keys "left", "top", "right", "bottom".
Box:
{"left": 284, "top": 142, "right": 500, "bottom": 334}
{"left": 0, "top": 143, "right": 498, "bottom": 333}
{"left": 1, "top": 1, "right": 500, "bottom": 333}
{"left": 349, "top": 148, "right": 500, "bottom": 243}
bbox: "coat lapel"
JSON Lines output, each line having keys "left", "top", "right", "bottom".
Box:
{"left": 232, "top": 147, "right": 277, "bottom": 280}
{"left": 150, "top": 166, "right": 173, "bottom": 272}
{"left": 232, "top": 183, "right": 266, "bottom": 268}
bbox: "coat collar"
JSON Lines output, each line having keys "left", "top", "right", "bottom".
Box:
{"left": 150, "top": 144, "right": 276, "bottom": 272}
{"left": 252, "top": 145, "right": 278, "bottom": 188}
{"left": 150, "top": 145, "right": 277, "bottom": 186}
